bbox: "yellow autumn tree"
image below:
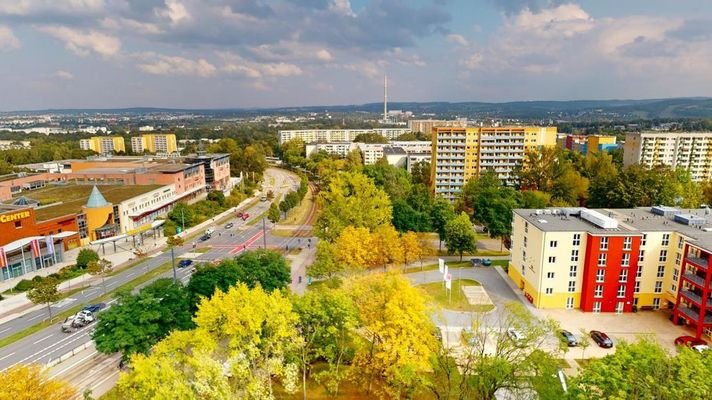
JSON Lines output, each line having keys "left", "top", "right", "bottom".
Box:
{"left": 0, "top": 364, "right": 76, "bottom": 400}
{"left": 334, "top": 226, "right": 376, "bottom": 269}
{"left": 345, "top": 273, "right": 436, "bottom": 399}
{"left": 400, "top": 231, "right": 425, "bottom": 270}
{"left": 371, "top": 224, "right": 403, "bottom": 269}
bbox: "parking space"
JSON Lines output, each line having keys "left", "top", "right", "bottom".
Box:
{"left": 540, "top": 308, "right": 693, "bottom": 357}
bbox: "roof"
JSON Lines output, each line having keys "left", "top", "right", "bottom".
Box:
{"left": 85, "top": 186, "right": 109, "bottom": 208}
{"left": 514, "top": 208, "right": 636, "bottom": 235}
{"left": 383, "top": 146, "right": 407, "bottom": 155}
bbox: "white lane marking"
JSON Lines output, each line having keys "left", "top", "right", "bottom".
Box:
{"left": 0, "top": 327, "right": 12, "bottom": 335}
{"left": 126, "top": 272, "right": 136, "bottom": 278}
{"left": 27, "top": 314, "right": 44, "bottom": 322}
{"left": 33, "top": 334, "right": 53, "bottom": 345}
{"left": 0, "top": 352, "right": 15, "bottom": 362}
{"left": 4, "top": 327, "right": 90, "bottom": 371}
{"left": 49, "top": 349, "right": 98, "bottom": 378}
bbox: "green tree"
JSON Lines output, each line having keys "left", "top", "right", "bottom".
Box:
{"left": 308, "top": 241, "right": 341, "bottom": 279}
{"left": 363, "top": 159, "right": 412, "bottom": 201}
{"left": 517, "top": 147, "right": 588, "bottom": 205}
{"left": 93, "top": 279, "right": 193, "bottom": 359}
{"left": 281, "top": 138, "right": 307, "bottom": 166}
{"left": 267, "top": 202, "right": 281, "bottom": 223}
{"left": 27, "top": 277, "right": 61, "bottom": 320}
{"left": 431, "top": 197, "right": 456, "bottom": 251}
{"left": 86, "top": 259, "right": 113, "bottom": 295}
{"left": 168, "top": 203, "right": 194, "bottom": 231}
{"left": 444, "top": 212, "right": 477, "bottom": 261}
{"left": 353, "top": 133, "right": 389, "bottom": 143}
{"left": 520, "top": 190, "right": 551, "bottom": 208}
{"left": 463, "top": 171, "right": 520, "bottom": 249}
{"left": 75, "top": 248, "right": 99, "bottom": 269}
{"left": 410, "top": 161, "right": 432, "bottom": 187}
{"left": 315, "top": 172, "right": 392, "bottom": 241}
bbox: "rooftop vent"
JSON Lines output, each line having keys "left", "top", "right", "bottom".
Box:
{"left": 673, "top": 213, "right": 706, "bottom": 226}
{"left": 580, "top": 209, "right": 619, "bottom": 229}
{"left": 651, "top": 205, "right": 679, "bottom": 217}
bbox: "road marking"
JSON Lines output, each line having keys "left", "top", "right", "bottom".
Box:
{"left": 27, "top": 314, "right": 44, "bottom": 322}
{"left": 33, "top": 334, "right": 53, "bottom": 345}
{"left": 126, "top": 272, "right": 136, "bottom": 278}
{"left": 0, "top": 352, "right": 15, "bottom": 362}
{"left": 0, "top": 327, "right": 11, "bottom": 335}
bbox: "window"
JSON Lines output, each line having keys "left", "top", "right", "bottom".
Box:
{"left": 550, "top": 240, "right": 558, "bottom": 248}
{"left": 624, "top": 237, "right": 632, "bottom": 250}
{"left": 657, "top": 265, "right": 665, "bottom": 278}
{"left": 642, "top": 234, "right": 647, "bottom": 246}
{"left": 653, "top": 298, "right": 660, "bottom": 309}
{"left": 524, "top": 221, "right": 528, "bottom": 233}
{"left": 547, "top": 272, "right": 555, "bottom": 279}
{"left": 548, "top": 256, "right": 556, "bottom": 263}
{"left": 566, "top": 297, "right": 574, "bottom": 309}
{"left": 678, "top": 237, "right": 684, "bottom": 250}
{"left": 617, "top": 285, "right": 626, "bottom": 297}
{"left": 598, "top": 253, "right": 607, "bottom": 266}
{"left": 572, "top": 234, "right": 580, "bottom": 246}
{"left": 634, "top": 281, "right": 641, "bottom": 293}
{"left": 633, "top": 297, "right": 639, "bottom": 306}
{"left": 594, "top": 285, "right": 603, "bottom": 297}
{"left": 616, "top": 301, "right": 624, "bottom": 313}
{"left": 675, "top": 253, "right": 681, "bottom": 266}
{"left": 569, "top": 265, "right": 577, "bottom": 278}
{"left": 593, "top": 301, "right": 602, "bottom": 313}
{"left": 596, "top": 269, "right": 605, "bottom": 282}
{"left": 671, "top": 283, "right": 677, "bottom": 292}
{"left": 662, "top": 234, "right": 670, "bottom": 247}
{"left": 659, "top": 250, "right": 668, "bottom": 263}
{"left": 621, "top": 253, "right": 630, "bottom": 267}
{"left": 571, "top": 250, "right": 579, "bottom": 262}
{"left": 636, "top": 265, "right": 643, "bottom": 278}
{"left": 638, "top": 250, "right": 645, "bottom": 263}
{"left": 619, "top": 269, "right": 628, "bottom": 282}
{"left": 568, "top": 281, "right": 576, "bottom": 292}
{"left": 655, "top": 281, "right": 663, "bottom": 293}
{"left": 673, "top": 268, "right": 679, "bottom": 281}
{"left": 545, "top": 288, "right": 553, "bottom": 295}
{"left": 524, "top": 237, "right": 527, "bottom": 247}
{"left": 600, "top": 237, "right": 609, "bottom": 250}
{"left": 522, "top": 249, "right": 526, "bottom": 259}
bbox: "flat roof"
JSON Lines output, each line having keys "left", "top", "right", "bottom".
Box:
{"left": 15, "top": 184, "right": 164, "bottom": 221}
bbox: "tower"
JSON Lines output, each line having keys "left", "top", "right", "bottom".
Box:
{"left": 383, "top": 75, "right": 388, "bottom": 123}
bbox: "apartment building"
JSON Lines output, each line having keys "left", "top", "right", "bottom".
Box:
{"left": 557, "top": 134, "right": 617, "bottom": 155}
{"left": 509, "top": 206, "right": 712, "bottom": 339}
{"left": 279, "top": 128, "right": 410, "bottom": 145}
{"left": 79, "top": 136, "right": 126, "bottom": 154}
{"left": 624, "top": 132, "right": 712, "bottom": 181}
{"left": 130, "top": 133, "right": 178, "bottom": 154}
{"left": 431, "top": 126, "right": 557, "bottom": 200}
{"left": 408, "top": 119, "right": 468, "bottom": 135}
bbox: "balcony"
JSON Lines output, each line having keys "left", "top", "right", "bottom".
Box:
{"left": 677, "top": 306, "right": 712, "bottom": 325}
{"left": 682, "top": 272, "right": 712, "bottom": 289}
{"left": 686, "top": 256, "right": 709, "bottom": 270}
{"left": 680, "top": 289, "right": 703, "bottom": 306}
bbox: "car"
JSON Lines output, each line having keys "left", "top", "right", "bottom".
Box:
{"left": 470, "top": 258, "right": 482, "bottom": 266}
{"left": 260, "top": 196, "right": 267, "bottom": 202}
{"left": 482, "top": 259, "right": 492, "bottom": 266}
{"left": 178, "top": 259, "right": 193, "bottom": 268}
{"left": 77, "top": 310, "right": 95, "bottom": 323}
{"left": 199, "top": 234, "right": 211, "bottom": 242}
{"left": 507, "top": 328, "right": 526, "bottom": 346}
{"left": 674, "top": 335, "right": 709, "bottom": 352}
{"left": 590, "top": 330, "right": 614, "bottom": 348}
{"left": 83, "top": 303, "right": 106, "bottom": 313}
{"left": 225, "top": 222, "right": 234, "bottom": 229}
{"left": 559, "top": 330, "right": 578, "bottom": 347}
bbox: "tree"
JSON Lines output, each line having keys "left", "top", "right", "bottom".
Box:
{"left": 410, "top": 161, "right": 432, "bottom": 187}
{"left": 93, "top": 279, "right": 193, "bottom": 359}
{"left": 517, "top": 147, "right": 588, "bottom": 205}
{"left": 463, "top": 171, "right": 520, "bottom": 249}
{"left": 27, "top": 277, "right": 61, "bottom": 320}
{"left": 315, "top": 172, "right": 392, "bottom": 241}
{"left": 0, "top": 364, "right": 77, "bottom": 400}
{"left": 166, "top": 235, "right": 184, "bottom": 283}
{"left": 87, "top": 258, "right": 113, "bottom": 295}
{"left": 444, "top": 212, "right": 477, "bottom": 261}
{"left": 346, "top": 273, "right": 436, "bottom": 398}
{"left": 308, "top": 241, "right": 341, "bottom": 279}
{"left": 333, "top": 226, "right": 376, "bottom": 270}
{"left": 185, "top": 261, "right": 242, "bottom": 311}
{"left": 75, "top": 248, "right": 99, "bottom": 269}
{"left": 400, "top": 231, "right": 425, "bottom": 271}
{"left": 267, "top": 202, "right": 281, "bottom": 223}
{"left": 520, "top": 190, "right": 551, "bottom": 208}
{"left": 353, "top": 132, "right": 389, "bottom": 143}
{"left": 371, "top": 224, "right": 404, "bottom": 269}
{"left": 292, "top": 290, "right": 358, "bottom": 399}
{"left": 363, "top": 159, "right": 412, "bottom": 202}
{"left": 281, "top": 138, "right": 307, "bottom": 166}
{"left": 168, "top": 202, "right": 194, "bottom": 232}
{"left": 430, "top": 197, "right": 456, "bottom": 251}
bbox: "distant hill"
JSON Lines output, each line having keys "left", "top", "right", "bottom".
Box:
{"left": 6, "top": 98, "right": 712, "bottom": 120}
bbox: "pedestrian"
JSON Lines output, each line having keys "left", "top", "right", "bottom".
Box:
{"left": 298, "top": 276, "right": 302, "bottom": 284}
{"left": 192, "top": 242, "right": 196, "bottom": 248}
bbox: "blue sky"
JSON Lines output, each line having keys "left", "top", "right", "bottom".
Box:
{"left": 0, "top": 0, "right": 711, "bottom": 110}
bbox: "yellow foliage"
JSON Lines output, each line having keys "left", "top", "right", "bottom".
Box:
{"left": 372, "top": 224, "right": 403, "bottom": 268}
{"left": 0, "top": 364, "right": 76, "bottom": 400}
{"left": 400, "top": 231, "right": 425, "bottom": 267}
{"left": 334, "top": 226, "right": 376, "bottom": 269}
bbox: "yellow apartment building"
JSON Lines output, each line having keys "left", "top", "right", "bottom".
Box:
{"left": 79, "top": 136, "right": 126, "bottom": 154}
{"left": 130, "top": 133, "right": 178, "bottom": 154}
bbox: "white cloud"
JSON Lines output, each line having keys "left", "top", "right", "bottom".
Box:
{"left": 249, "top": 41, "right": 335, "bottom": 64}
{"left": 219, "top": 52, "right": 303, "bottom": 78}
{"left": 330, "top": 0, "right": 355, "bottom": 17}
{"left": 137, "top": 53, "right": 216, "bottom": 77}
{"left": 0, "top": 0, "right": 104, "bottom": 15}
{"left": 342, "top": 62, "right": 382, "bottom": 79}
{"left": 37, "top": 25, "right": 120, "bottom": 57}
{"left": 53, "top": 70, "right": 74, "bottom": 80}
{"left": 156, "top": 0, "right": 191, "bottom": 26}
{"left": 316, "top": 49, "right": 333, "bottom": 62}
{"left": 100, "top": 17, "right": 163, "bottom": 35}
{"left": 0, "top": 25, "right": 20, "bottom": 50}
{"left": 447, "top": 34, "right": 469, "bottom": 47}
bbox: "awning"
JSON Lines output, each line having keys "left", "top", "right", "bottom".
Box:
{"left": 1, "top": 231, "right": 78, "bottom": 253}
{"left": 89, "top": 220, "right": 165, "bottom": 246}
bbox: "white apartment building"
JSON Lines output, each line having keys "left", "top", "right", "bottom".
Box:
{"left": 279, "top": 128, "right": 410, "bottom": 144}
{"left": 624, "top": 132, "right": 712, "bottom": 181}
{"left": 304, "top": 141, "right": 431, "bottom": 166}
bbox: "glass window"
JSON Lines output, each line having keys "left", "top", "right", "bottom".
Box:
{"left": 657, "top": 265, "right": 665, "bottom": 278}
{"left": 571, "top": 250, "right": 579, "bottom": 262}
{"left": 547, "top": 272, "right": 555, "bottom": 279}
{"left": 598, "top": 253, "right": 607, "bottom": 266}
{"left": 600, "top": 237, "right": 609, "bottom": 250}
{"left": 593, "top": 301, "right": 602, "bottom": 312}
{"left": 617, "top": 285, "right": 626, "bottom": 297}
{"left": 655, "top": 281, "right": 663, "bottom": 293}
{"left": 659, "top": 250, "right": 667, "bottom": 263}
{"left": 545, "top": 288, "right": 553, "bottom": 295}
{"left": 568, "top": 281, "right": 576, "bottom": 292}
{"left": 675, "top": 253, "right": 681, "bottom": 266}
{"left": 642, "top": 234, "right": 647, "bottom": 246}
{"left": 678, "top": 237, "right": 684, "bottom": 249}
{"left": 622, "top": 253, "right": 630, "bottom": 267}
{"left": 662, "top": 234, "right": 670, "bottom": 247}
{"left": 594, "top": 285, "right": 603, "bottom": 297}
{"left": 634, "top": 281, "right": 641, "bottom": 293}
{"left": 623, "top": 237, "right": 632, "bottom": 250}
{"left": 596, "top": 269, "right": 605, "bottom": 282}
{"left": 639, "top": 250, "right": 645, "bottom": 263}
{"left": 619, "top": 269, "right": 628, "bottom": 282}
{"left": 550, "top": 240, "right": 557, "bottom": 248}
{"left": 572, "top": 234, "right": 581, "bottom": 246}
{"left": 569, "top": 265, "right": 577, "bottom": 278}
{"left": 548, "top": 256, "right": 556, "bottom": 263}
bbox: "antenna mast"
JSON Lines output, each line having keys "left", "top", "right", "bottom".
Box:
{"left": 383, "top": 75, "right": 388, "bottom": 123}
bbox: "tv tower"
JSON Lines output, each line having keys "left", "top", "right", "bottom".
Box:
{"left": 383, "top": 75, "right": 388, "bottom": 123}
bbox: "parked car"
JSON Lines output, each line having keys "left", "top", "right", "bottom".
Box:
{"left": 482, "top": 259, "right": 492, "bottom": 266}
{"left": 83, "top": 303, "right": 106, "bottom": 313}
{"left": 590, "top": 330, "right": 614, "bottom": 348}
{"left": 470, "top": 258, "right": 482, "bottom": 266}
{"left": 674, "top": 335, "right": 710, "bottom": 352}
{"left": 225, "top": 222, "right": 234, "bottom": 229}
{"left": 260, "top": 196, "right": 267, "bottom": 202}
{"left": 559, "top": 329, "right": 578, "bottom": 347}
{"left": 178, "top": 259, "right": 193, "bottom": 268}
{"left": 199, "top": 234, "right": 211, "bottom": 242}
{"left": 507, "top": 328, "right": 526, "bottom": 347}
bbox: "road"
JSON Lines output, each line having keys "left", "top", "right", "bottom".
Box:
{"left": 0, "top": 167, "right": 310, "bottom": 373}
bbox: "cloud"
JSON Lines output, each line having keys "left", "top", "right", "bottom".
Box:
{"left": 0, "top": 0, "right": 105, "bottom": 16}
{"left": 37, "top": 25, "right": 120, "bottom": 57}
{"left": 248, "top": 40, "right": 334, "bottom": 63}
{"left": 136, "top": 53, "right": 216, "bottom": 77}
{"left": 155, "top": 0, "right": 191, "bottom": 26}
{"left": 52, "top": 70, "right": 74, "bottom": 80}
{"left": 100, "top": 17, "right": 163, "bottom": 35}
{"left": 447, "top": 34, "right": 469, "bottom": 47}
{"left": 488, "top": 0, "right": 564, "bottom": 15}
{"left": 219, "top": 52, "right": 303, "bottom": 78}
{"left": 0, "top": 25, "right": 20, "bottom": 50}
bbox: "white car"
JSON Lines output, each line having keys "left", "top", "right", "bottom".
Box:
{"left": 692, "top": 344, "right": 710, "bottom": 353}
{"left": 507, "top": 328, "right": 526, "bottom": 347}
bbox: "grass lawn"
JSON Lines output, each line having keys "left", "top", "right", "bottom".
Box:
{"left": 193, "top": 247, "right": 211, "bottom": 254}
{"left": 271, "top": 228, "right": 313, "bottom": 238}
{"left": 404, "top": 261, "right": 471, "bottom": 274}
{"left": 418, "top": 279, "right": 495, "bottom": 312}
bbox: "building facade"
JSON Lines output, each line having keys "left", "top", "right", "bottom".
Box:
{"left": 79, "top": 136, "right": 126, "bottom": 154}
{"left": 431, "top": 126, "right": 557, "bottom": 200}
{"left": 130, "top": 133, "right": 178, "bottom": 154}
{"left": 624, "top": 132, "right": 712, "bottom": 181}
{"left": 304, "top": 141, "right": 430, "bottom": 167}
{"left": 279, "top": 128, "right": 410, "bottom": 145}
{"left": 509, "top": 206, "right": 712, "bottom": 339}
{"left": 408, "top": 119, "right": 468, "bottom": 135}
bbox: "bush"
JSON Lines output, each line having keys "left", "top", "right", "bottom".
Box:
{"left": 13, "top": 279, "right": 34, "bottom": 292}
{"left": 76, "top": 249, "right": 99, "bottom": 269}
{"left": 31, "top": 275, "right": 43, "bottom": 283}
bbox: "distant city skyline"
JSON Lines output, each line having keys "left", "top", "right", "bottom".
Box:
{"left": 0, "top": 0, "right": 711, "bottom": 111}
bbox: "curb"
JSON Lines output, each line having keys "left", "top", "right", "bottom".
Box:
{"left": 47, "top": 340, "right": 94, "bottom": 368}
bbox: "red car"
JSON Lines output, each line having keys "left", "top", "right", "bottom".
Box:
{"left": 674, "top": 335, "right": 708, "bottom": 349}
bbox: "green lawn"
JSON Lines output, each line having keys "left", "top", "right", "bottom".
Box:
{"left": 404, "top": 261, "right": 471, "bottom": 274}
{"left": 418, "top": 279, "right": 495, "bottom": 312}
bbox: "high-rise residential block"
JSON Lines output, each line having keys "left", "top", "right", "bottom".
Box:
{"left": 431, "top": 126, "right": 557, "bottom": 200}
{"left": 130, "top": 133, "right": 178, "bottom": 154}
{"left": 278, "top": 128, "right": 410, "bottom": 145}
{"left": 79, "top": 136, "right": 125, "bottom": 154}
{"left": 624, "top": 132, "right": 712, "bottom": 181}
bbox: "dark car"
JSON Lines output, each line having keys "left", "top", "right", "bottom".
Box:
{"left": 674, "top": 335, "right": 709, "bottom": 352}
{"left": 470, "top": 258, "right": 482, "bottom": 266}
{"left": 225, "top": 222, "right": 234, "bottom": 229}
{"left": 482, "top": 259, "right": 492, "bottom": 266}
{"left": 559, "top": 329, "right": 578, "bottom": 347}
{"left": 590, "top": 330, "right": 614, "bottom": 348}
{"left": 83, "top": 303, "right": 106, "bottom": 313}
{"left": 178, "top": 259, "right": 193, "bottom": 268}
{"left": 199, "top": 234, "right": 210, "bottom": 242}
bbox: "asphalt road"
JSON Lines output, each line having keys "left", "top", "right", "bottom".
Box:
{"left": 0, "top": 168, "right": 305, "bottom": 372}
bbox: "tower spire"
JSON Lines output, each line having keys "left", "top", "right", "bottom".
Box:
{"left": 383, "top": 75, "right": 388, "bottom": 123}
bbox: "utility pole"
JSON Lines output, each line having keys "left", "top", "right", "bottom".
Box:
{"left": 262, "top": 217, "right": 267, "bottom": 249}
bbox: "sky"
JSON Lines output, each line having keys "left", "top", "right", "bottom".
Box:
{"left": 0, "top": 0, "right": 711, "bottom": 110}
